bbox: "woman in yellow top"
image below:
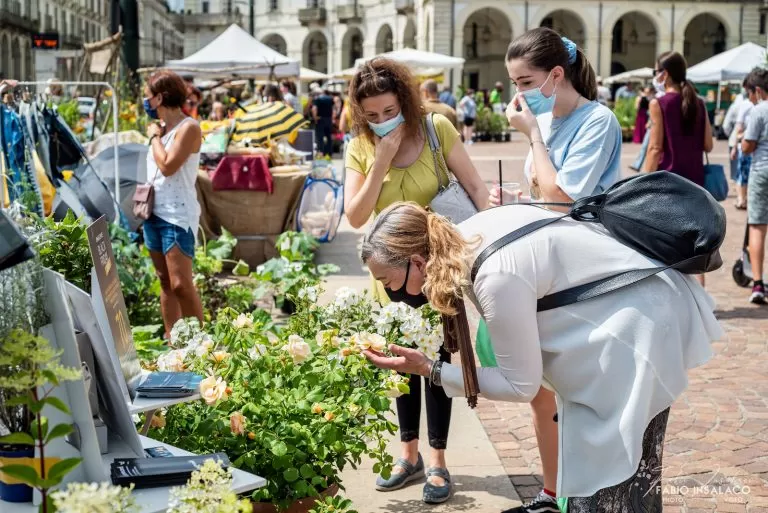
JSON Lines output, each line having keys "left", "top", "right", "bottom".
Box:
{"left": 344, "top": 58, "right": 488, "bottom": 504}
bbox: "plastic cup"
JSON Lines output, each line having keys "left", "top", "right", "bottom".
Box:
{"left": 500, "top": 182, "right": 522, "bottom": 204}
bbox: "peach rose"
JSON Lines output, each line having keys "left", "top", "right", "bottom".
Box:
{"left": 199, "top": 375, "right": 228, "bottom": 406}
{"left": 230, "top": 412, "right": 246, "bottom": 436}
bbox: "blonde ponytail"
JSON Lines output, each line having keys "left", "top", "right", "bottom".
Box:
{"left": 422, "top": 213, "right": 474, "bottom": 315}
{"left": 361, "top": 202, "right": 476, "bottom": 315}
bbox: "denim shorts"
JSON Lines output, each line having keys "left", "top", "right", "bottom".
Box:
{"left": 143, "top": 215, "right": 195, "bottom": 258}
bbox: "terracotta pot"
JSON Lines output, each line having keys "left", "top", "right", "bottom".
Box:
{"left": 252, "top": 483, "right": 339, "bottom": 513}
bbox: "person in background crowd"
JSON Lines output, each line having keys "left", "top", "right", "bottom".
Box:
{"left": 643, "top": 51, "right": 713, "bottom": 287}
{"left": 142, "top": 69, "right": 204, "bottom": 336}
{"left": 458, "top": 89, "right": 477, "bottom": 145}
{"left": 439, "top": 85, "right": 456, "bottom": 109}
{"left": 281, "top": 80, "right": 301, "bottom": 113}
{"left": 633, "top": 87, "right": 652, "bottom": 143}
{"left": 629, "top": 87, "right": 657, "bottom": 171}
{"left": 264, "top": 84, "right": 283, "bottom": 103}
{"left": 489, "top": 28, "right": 622, "bottom": 513}
{"left": 209, "top": 101, "right": 227, "bottom": 121}
{"left": 741, "top": 67, "right": 768, "bottom": 304}
{"left": 596, "top": 77, "right": 612, "bottom": 105}
{"left": 731, "top": 77, "right": 755, "bottom": 210}
{"left": 724, "top": 86, "right": 746, "bottom": 185}
{"left": 489, "top": 82, "right": 505, "bottom": 111}
{"left": 615, "top": 82, "right": 636, "bottom": 100}
{"left": 421, "top": 79, "right": 458, "bottom": 128}
{"left": 312, "top": 87, "right": 335, "bottom": 157}
{"left": 361, "top": 201, "right": 720, "bottom": 513}
{"left": 344, "top": 57, "right": 488, "bottom": 505}
{"left": 339, "top": 96, "right": 353, "bottom": 140}
{"left": 183, "top": 85, "right": 201, "bottom": 119}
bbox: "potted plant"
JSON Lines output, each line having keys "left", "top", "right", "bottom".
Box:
{"left": 612, "top": 98, "right": 638, "bottom": 142}
{"left": 144, "top": 287, "right": 416, "bottom": 512}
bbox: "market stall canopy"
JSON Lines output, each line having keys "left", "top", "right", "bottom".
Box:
{"left": 355, "top": 48, "right": 465, "bottom": 70}
{"left": 603, "top": 67, "right": 655, "bottom": 84}
{"left": 230, "top": 102, "right": 308, "bottom": 145}
{"left": 687, "top": 42, "right": 767, "bottom": 83}
{"left": 300, "top": 67, "right": 328, "bottom": 82}
{"left": 165, "top": 24, "right": 300, "bottom": 78}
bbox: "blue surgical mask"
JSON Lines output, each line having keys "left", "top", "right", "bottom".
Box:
{"left": 143, "top": 97, "right": 159, "bottom": 119}
{"left": 368, "top": 112, "right": 405, "bottom": 138}
{"left": 521, "top": 72, "right": 556, "bottom": 116}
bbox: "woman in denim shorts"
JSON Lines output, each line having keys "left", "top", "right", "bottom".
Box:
{"left": 142, "top": 70, "right": 204, "bottom": 336}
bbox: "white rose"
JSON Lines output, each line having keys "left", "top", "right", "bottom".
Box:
{"left": 282, "top": 335, "right": 312, "bottom": 364}
{"left": 298, "top": 286, "right": 318, "bottom": 303}
{"left": 248, "top": 344, "right": 267, "bottom": 360}
{"left": 233, "top": 313, "right": 253, "bottom": 329}
{"left": 194, "top": 337, "right": 214, "bottom": 357}
{"left": 356, "top": 332, "right": 387, "bottom": 352}
{"left": 199, "top": 375, "right": 228, "bottom": 405}
{"left": 157, "top": 349, "right": 186, "bottom": 372}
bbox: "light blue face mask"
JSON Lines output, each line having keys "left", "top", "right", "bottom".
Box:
{"left": 368, "top": 112, "right": 405, "bottom": 138}
{"left": 521, "top": 72, "right": 556, "bottom": 116}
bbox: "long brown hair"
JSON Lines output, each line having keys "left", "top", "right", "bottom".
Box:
{"left": 360, "top": 202, "right": 476, "bottom": 315}
{"left": 348, "top": 58, "right": 423, "bottom": 144}
{"left": 506, "top": 27, "right": 597, "bottom": 101}
{"left": 656, "top": 51, "right": 699, "bottom": 135}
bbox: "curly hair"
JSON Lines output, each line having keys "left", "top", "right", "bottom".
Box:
{"left": 348, "top": 58, "right": 423, "bottom": 144}
{"left": 360, "top": 202, "right": 477, "bottom": 315}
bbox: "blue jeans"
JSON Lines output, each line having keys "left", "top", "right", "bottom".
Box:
{"left": 631, "top": 128, "right": 651, "bottom": 170}
{"left": 142, "top": 215, "right": 195, "bottom": 258}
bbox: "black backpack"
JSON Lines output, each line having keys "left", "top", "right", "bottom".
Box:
{"left": 471, "top": 172, "right": 726, "bottom": 312}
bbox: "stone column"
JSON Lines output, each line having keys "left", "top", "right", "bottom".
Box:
{"left": 598, "top": 36, "right": 612, "bottom": 79}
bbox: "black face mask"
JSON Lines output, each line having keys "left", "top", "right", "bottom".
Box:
{"left": 385, "top": 262, "right": 428, "bottom": 308}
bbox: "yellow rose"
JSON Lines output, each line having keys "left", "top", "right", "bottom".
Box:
{"left": 149, "top": 412, "right": 166, "bottom": 428}
{"left": 233, "top": 313, "right": 253, "bottom": 329}
{"left": 282, "top": 335, "right": 312, "bottom": 364}
{"left": 247, "top": 431, "right": 256, "bottom": 440}
{"left": 311, "top": 403, "right": 323, "bottom": 414}
{"left": 324, "top": 411, "right": 335, "bottom": 421}
{"left": 353, "top": 332, "right": 387, "bottom": 352}
{"left": 230, "top": 412, "right": 246, "bottom": 436}
{"left": 199, "top": 375, "right": 228, "bottom": 405}
{"left": 212, "top": 350, "right": 230, "bottom": 363}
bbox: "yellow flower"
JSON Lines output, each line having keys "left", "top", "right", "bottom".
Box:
{"left": 247, "top": 431, "right": 256, "bottom": 440}
{"left": 311, "top": 403, "right": 323, "bottom": 414}
{"left": 229, "top": 97, "right": 236, "bottom": 104}
{"left": 104, "top": 89, "right": 113, "bottom": 97}
{"left": 211, "top": 350, "right": 230, "bottom": 363}
{"left": 149, "top": 412, "right": 166, "bottom": 428}
{"left": 199, "top": 375, "right": 228, "bottom": 406}
{"left": 324, "top": 411, "right": 335, "bottom": 421}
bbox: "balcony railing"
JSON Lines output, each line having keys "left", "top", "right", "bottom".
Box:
{"left": 337, "top": 3, "right": 362, "bottom": 23}
{"left": 394, "top": 0, "right": 413, "bottom": 15}
{"left": 61, "top": 33, "right": 83, "bottom": 47}
{"left": 0, "top": 0, "right": 38, "bottom": 32}
{"left": 298, "top": 7, "right": 326, "bottom": 26}
{"left": 173, "top": 11, "right": 242, "bottom": 31}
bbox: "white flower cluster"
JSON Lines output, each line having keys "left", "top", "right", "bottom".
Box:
{"left": 157, "top": 319, "right": 217, "bottom": 371}
{"left": 375, "top": 303, "right": 443, "bottom": 360}
{"left": 169, "top": 317, "right": 202, "bottom": 346}
{"left": 383, "top": 371, "right": 409, "bottom": 398}
{"left": 326, "top": 287, "right": 373, "bottom": 316}
{"left": 297, "top": 285, "right": 319, "bottom": 303}
{"left": 51, "top": 482, "right": 137, "bottom": 513}
{"left": 168, "top": 459, "right": 250, "bottom": 513}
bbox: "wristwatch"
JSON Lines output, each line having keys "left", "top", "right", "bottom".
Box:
{"left": 429, "top": 360, "right": 444, "bottom": 387}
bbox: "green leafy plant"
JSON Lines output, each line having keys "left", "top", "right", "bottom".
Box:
{"left": 131, "top": 325, "right": 167, "bottom": 365}
{"left": 110, "top": 224, "right": 162, "bottom": 326}
{"left": 0, "top": 329, "right": 83, "bottom": 512}
{"left": 309, "top": 496, "right": 358, "bottom": 513}
{"left": 29, "top": 211, "right": 93, "bottom": 293}
{"left": 612, "top": 98, "right": 638, "bottom": 130}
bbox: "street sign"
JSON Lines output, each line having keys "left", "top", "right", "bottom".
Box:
{"left": 32, "top": 32, "right": 60, "bottom": 50}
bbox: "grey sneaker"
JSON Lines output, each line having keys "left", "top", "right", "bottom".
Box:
{"left": 423, "top": 467, "right": 452, "bottom": 504}
{"left": 375, "top": 454, "right": 425, "bottom": 491}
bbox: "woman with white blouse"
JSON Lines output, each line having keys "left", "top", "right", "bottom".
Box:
{"left": 362, "top": 201, "right": 721, "bottom": 513}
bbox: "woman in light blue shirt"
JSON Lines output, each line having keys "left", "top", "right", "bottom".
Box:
{"left": 487, "top": 27, "right": 623, "bottom": 513}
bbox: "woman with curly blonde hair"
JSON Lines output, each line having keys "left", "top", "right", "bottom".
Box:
{"left": 344, "top": 58, "right": 488, "bottom": 504}
{"left": 363, "top": 201, "right": 721, "bottom": 513}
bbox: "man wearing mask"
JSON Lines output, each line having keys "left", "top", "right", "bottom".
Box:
{"left": 421, "top": 80, "right": 458, "bottom": 128}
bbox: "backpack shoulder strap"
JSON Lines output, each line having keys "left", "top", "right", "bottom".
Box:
{"left": 470, "top": 213, "right": 567, "bottom": 282}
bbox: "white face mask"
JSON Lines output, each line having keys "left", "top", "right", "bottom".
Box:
{"left": 653, "top": 72, "right": 666, "bottom": 94}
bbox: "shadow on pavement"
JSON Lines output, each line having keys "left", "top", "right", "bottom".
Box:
{"left": 315, "top": 230, "right": 368, "bottom": 277}
{"left": 715, "top": 307, "right": 768, "bottom": 320}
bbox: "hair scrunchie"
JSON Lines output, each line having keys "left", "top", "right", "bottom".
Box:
{"left": 561, "top": 37, "right": 578, "bottom": 65}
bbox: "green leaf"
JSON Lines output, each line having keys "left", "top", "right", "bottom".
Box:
{"left": 31, "top": 417, "right": 49, "bottom": 439}
{"left": 45, "top": 423, "right": 74, "bottom": 444}
{"left": 232, "top": 260, "right": 250, "bottom": 276}
{"left": 299, "top": 463, "right": 314, "bottom": 479}
{"left": 42, "top": 369, "right": 60, "bottom": 386}
{"left": 0, "top": 464, "right": 40, "bottom": 487}
{"left": 283, "top": 467, "right": 299, "bottom": 482}
{"left": 43, "top": 396, "right": 70, "bottom": 414}
{"left": 0, "top": 432, "right": 35, "bottom": 445}
{"left": 46, "top": 457, "right": 82, "bottom": 483}
{"left": 271, "top": 440, "right": 288, "bottom": 457}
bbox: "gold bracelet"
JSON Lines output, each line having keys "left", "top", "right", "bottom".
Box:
{"left": 530, "top": 139, "right": 545, "bottom": 148}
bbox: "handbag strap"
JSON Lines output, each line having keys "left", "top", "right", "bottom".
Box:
{"left": 425, "top": 113, "right": 450, "bottom": 191}
{"left": 470, "top": 209, "right": 706, "bottom": 312}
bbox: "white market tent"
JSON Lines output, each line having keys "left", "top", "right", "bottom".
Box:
{"left": 603, "top": 67, "right": 655, "bottom": 84}
{"left": 165, "top": 24, "right": 300, "bottom": 78}
{"left": 355, "top": 48, "right": 465, "bottom": 70}
{"left": 687, "top": 42, "right": 767, "bottom": 83}
{"left": 300, "top": 67, "right": 328, "bottom": 82}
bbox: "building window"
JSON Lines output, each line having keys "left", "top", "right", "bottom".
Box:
{"left": 202, "top": 1, "right": 209, "bottom": 13}
{"left": 269, "top": 0, "right": 278, "bottom": 11}
{"left": 761, "top": 13, "right": 766, "bottom": 35}
{"left": 308, "top": 0, "right": 323, "bottom": 7}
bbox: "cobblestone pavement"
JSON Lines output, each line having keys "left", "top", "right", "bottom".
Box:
{"left": 466, "top": 138, "right": 768, "bottom": 512}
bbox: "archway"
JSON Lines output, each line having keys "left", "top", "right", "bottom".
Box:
{"left": 684, "top": 13, "right": 727, "bottom": 66}
{"left": 11, "top": 38, "right": 21, "bottom": 80}
{"left": 403, "top": 18, "right": 416, "bottom": 49}
{"left": 375, "top": 24, "right": 393, "bottom": 55}
{"left": 462, "top": 7, "right": 513, "bottom": 92}
{"left": 341, "top": 27, "right": 364, "bottom": 69}
{"left": 610, "top": 11, "right": 657, "bottom": 76}
{"left": 540, "top": 10, "right": 585, "bottom": 49}
{"left": 262, "top": 33, "right": 288, "bottom": 56}
{"left": 302, "top": 32, "right": 328, "bottom": 74}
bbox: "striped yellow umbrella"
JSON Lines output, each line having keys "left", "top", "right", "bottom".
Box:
{"left": 230, "top": 101, "right": 308, "bottom": 145}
